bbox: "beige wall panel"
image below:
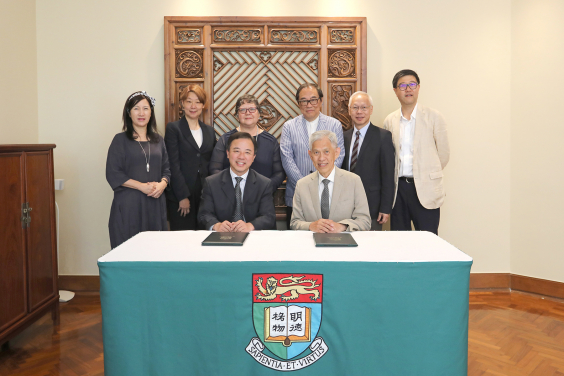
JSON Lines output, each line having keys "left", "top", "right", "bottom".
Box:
{"left": 1, "top": 0, "right": 38, "bottom": 144}
{"left": 36, "top": 0, "right": 511, "bottom": 275}
{"left": 510, "top": 1, "right": 564, "bottom": 283}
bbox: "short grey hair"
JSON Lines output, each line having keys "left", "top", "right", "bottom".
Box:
{"left": 348, "top": 91, "right": 373, "bottom": 107}
{"left": 309, "top": 130, "right": 338, "bottom": 150}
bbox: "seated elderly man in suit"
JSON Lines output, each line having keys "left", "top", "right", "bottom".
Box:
{"left": 198, "top": 132, "right": 276, "bottom": 232}
{"left": 290, "top": 130, "right": 371, "bottom": 232}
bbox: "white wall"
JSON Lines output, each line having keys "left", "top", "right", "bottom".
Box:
{"left": 510, "top": 1, "right": 564, "bottom": 283}
{"left": 35, "top": 0, "right": 512, "bottom": 275}
{"left": 1, "top": 0, "right": 38, "bottom": 144}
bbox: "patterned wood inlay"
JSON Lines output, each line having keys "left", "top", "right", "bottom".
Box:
{"left": 176, "top": 28, "right": 201, "bottom": 44}
{"left": 329, "top": 28, "right": 355, "bottom": 44}
{"left": 175, "top": 50, "right": 203, "bottom": 78}
{"left": 331, "top": 84, "right": 354, "bottom": 130}
{"left": 2, "top": 291, "right": 564, "bottom": 375}
{"left": 213, "top": 28, "right": 262, "bottom": 43}
{"left": 270, "top": 29, "right": 319, "bottom": 44}
{"left": 328, "top": 50, "right": 356, "bottom": 78}
{"left": 212, "top": 50, "right": 319, "bottom": 138}
{"left": 468, "top": 291, "right": 564, "bottom": 375}
{"left": 164, "top": 18, "right": 368, "bottom": 131}
{"left": 0, "top": 293, "right": 103, "bottom": 376}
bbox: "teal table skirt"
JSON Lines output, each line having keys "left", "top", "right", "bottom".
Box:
{"left": 99, "top": 260, "right": 471, "bottom": 375}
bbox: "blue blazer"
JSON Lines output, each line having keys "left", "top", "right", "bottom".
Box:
{"left": 280, "top": 113, "right": 345, "bottom": 206}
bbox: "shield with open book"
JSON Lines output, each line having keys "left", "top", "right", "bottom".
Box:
{"left": 250, "top": 273, "right": 324, "bottom": 363}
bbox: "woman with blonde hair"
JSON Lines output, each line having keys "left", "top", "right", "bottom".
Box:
{"left": 164, "top": 85, "right": 216, "bottom": 230}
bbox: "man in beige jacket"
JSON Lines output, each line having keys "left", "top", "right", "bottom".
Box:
{"left": 290, "top": 130, "right": 371, "bottom": 232}
{"left": 383, "top": 69, "right": 450, "bottom": 235}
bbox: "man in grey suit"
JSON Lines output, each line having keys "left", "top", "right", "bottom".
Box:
{"left": 281, "top": 83, "right": 345, "bottom": 229}
{"left": 383, "top": 69, "right": 450, "bottom": 235}
{"left": 290, "top": 130, "right": 371, "bottom": 232}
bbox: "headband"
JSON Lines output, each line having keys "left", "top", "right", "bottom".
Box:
{"left": 128, "top": 91, "right": 156, "bottom": 107}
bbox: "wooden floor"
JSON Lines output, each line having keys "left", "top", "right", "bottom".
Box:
{"left": 0, "top": 291, "right": 563, "bottom": 375}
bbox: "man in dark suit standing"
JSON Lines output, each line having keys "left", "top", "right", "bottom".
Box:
{"left": 198, "top": 132, "right": 276, "bottom": 231}
{"left": 343, "top": 91, "right": 395, "bottom": 230}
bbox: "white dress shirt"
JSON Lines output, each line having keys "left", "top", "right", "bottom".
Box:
{"left": 348, "top": 122, "right": 370, "bottom": 168}
{"left": 191, "top": 127, "right": 203, "bottom": 148}
{"left": 210, "top": 168, "right": 249, "bottom": 230}
{"left": 317, "top": 167, "right": 336, "bottom": 208}
{"left": 306, "top": 116, "right": 320, "bottom": 139}
{"left": 399, "top": 103, "right": 418, "bottom": 177}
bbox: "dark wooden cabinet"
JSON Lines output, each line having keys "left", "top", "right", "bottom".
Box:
{"left": 0, "top": 145, "right": 59, "bottom": 347}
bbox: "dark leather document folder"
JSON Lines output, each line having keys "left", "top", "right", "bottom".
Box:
{"left": 313, "top": 233, "right": 358, "bottom": 247}
{"left": 202, "top": 232, "right": 249, "bottom": 246}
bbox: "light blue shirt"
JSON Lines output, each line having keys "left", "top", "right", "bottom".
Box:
{"left": 348, "top": 122, "right": 370, "bottom": 168}
{"left": 210, "top": 168, "right": 249, "bottom": 230}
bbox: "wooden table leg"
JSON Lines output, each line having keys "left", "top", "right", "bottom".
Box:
{"left": 52, "top": 301, "right": 60, "bottom": 328}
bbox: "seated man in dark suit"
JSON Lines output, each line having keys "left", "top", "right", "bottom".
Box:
{"left": 198, "top": 132, "right": 276, "bottom": 232}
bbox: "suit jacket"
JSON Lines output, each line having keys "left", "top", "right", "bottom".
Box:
{"left": 383, "top": 104, "right": 450, "bottom": 209}
{"left": 290, "top": 167, "right": 371, "bottom": 231}
{"left": 343, "top": 123, "right": 395, "bottom": 217}
{"left": 164, "top": 117, "right": 216, "bottom": 202}
{"left": 280, "top": 113, "right": 345, "bottom": 206}
{"left": 209, "top": 128, "right": 286, "bottom": 189}
{"left": 198, "top": 169, "right": 276, "bottom": 230}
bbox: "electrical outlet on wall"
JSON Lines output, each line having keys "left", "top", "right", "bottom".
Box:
{"left": 55, "top": 179, "right": 64, "bottom": 190}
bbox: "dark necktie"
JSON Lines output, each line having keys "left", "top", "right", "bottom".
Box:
{"left": 233, "top": 177, "right": 244, "bottom": 222}
{"left": 350, "top": 130, "right": 361, "bottom": 172}
{"left": 321, "top": 179, "right": 330, "bottom": 219}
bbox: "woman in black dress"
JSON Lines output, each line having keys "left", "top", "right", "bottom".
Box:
{"left": 106, "top": 91, "right": 170, "bottom": 248}
{"left": 209, "top": 94, "right": 285, "bottom": 189}
{"left": 164, "top": 85, "right": 216, "bottom": 230}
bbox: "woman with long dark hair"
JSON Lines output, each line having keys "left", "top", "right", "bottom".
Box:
{"left": 164, "top": 85, "right": 216, "bottom": 230}
{"left": 106, "top": 91, "right": 170, "bottom": 248}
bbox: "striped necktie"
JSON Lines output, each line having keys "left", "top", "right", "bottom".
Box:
{"left": 232, "top": 177, "right": 244, "bottom": 222}
{"left": 350, "top": 130, "right": 361, "bottom": 172}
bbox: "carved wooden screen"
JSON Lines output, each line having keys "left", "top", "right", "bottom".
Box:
{"left": 164, "top": 17, "right": 367, "bottom": 138}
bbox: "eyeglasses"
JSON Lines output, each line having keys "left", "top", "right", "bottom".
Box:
{"left": 351, "top": 106, "right": 372, "bottom": 112}
{"left": 397, "top": 82, "right": 419, "bottom": 91}
{"left": 238, "top": 107, "right": 258, "bottom": 114}
{"left": 298, "top": 98, "right": 320, "bottom": 107}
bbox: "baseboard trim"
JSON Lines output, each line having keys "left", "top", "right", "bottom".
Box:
{"left": 58, "top": 276, "right": 100, "bottom": 292}
{"left": 470, "top": 273, "right": 511, "bottom": 289}
{"left": 59, "top": 273, "right": 564, "bottom": 299}
{"left": 511, "top": 274, "right": 564, "bottom": 300}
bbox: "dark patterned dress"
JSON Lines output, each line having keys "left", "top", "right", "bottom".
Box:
{"left": 106, "top": 132, "right": 171, "bottom": 248}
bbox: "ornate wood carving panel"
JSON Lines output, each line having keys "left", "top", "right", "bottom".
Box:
{"left": 330, "top": 83, "right": 356, "bottom": 130}
{"left": 269, "top": 29, "right": 319, "bottom": 44}
{"left": 165, "top": 17, "right": 367, "bottom": 138}
{"left": 213, "top": 50, "right": 319, "bottom": 138}
{"left": 328, "top": 28, "right": 355, "bottom": 44}
{"left": 175, "top": 50, "right": 204, "bottom": 78}
{"left": 176, "top": 28, "right": 202, "bottom": 44}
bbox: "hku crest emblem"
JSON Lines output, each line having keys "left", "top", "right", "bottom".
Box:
{"left": 246, "top": 273, "right": 328, "bottom": 371}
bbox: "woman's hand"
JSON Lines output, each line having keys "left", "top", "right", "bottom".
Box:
{"left": 139, "top": 182, "right": 156, "bottom": 195}
{"left": 148, "top": 181, "right": 167, "bottom": 198}
{"left": 178, "top": 198, "right": 190, "bottom": 217}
